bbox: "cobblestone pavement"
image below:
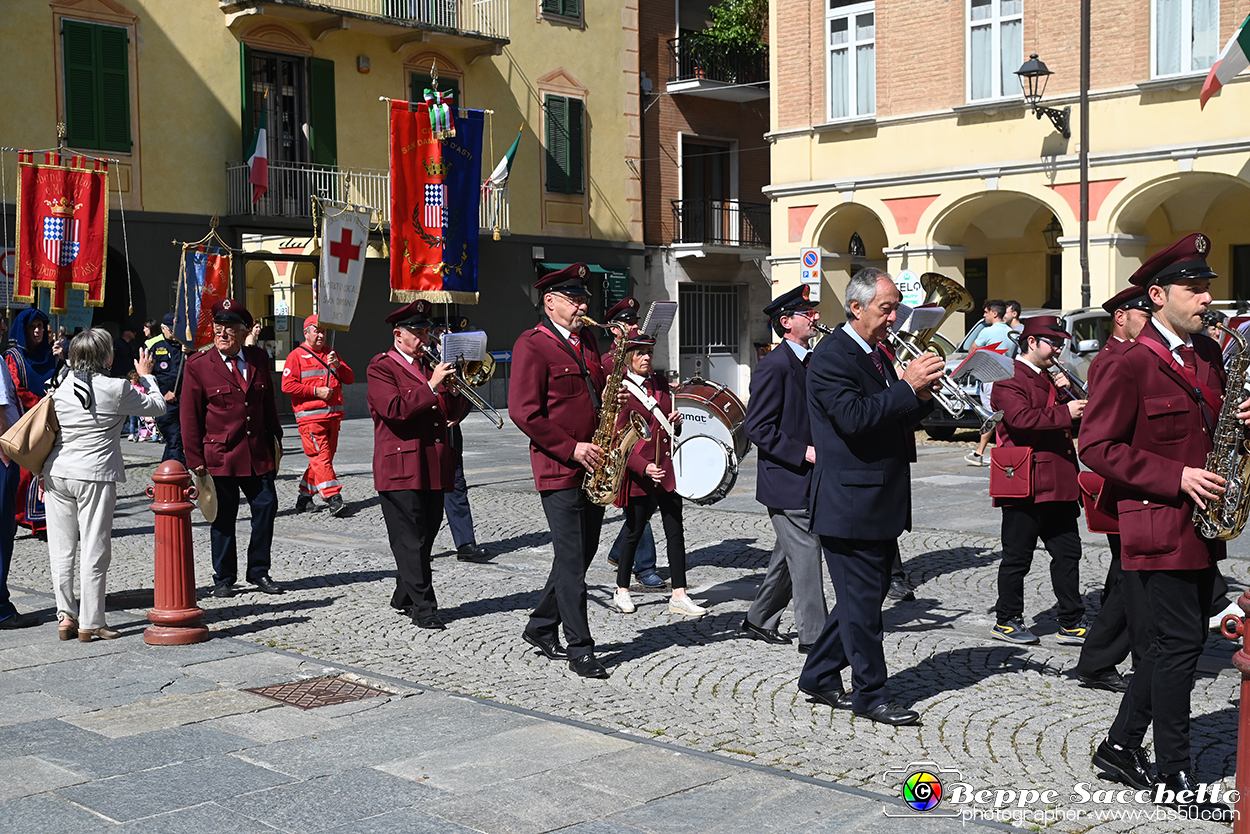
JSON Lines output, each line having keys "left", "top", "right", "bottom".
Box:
{"left": 9, "top": 417, "right": 1247, "bottom": 832}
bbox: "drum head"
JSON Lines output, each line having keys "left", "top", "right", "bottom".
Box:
{"left": 674, "top": 379, "right": 749, "bottom": 458}
{"left": 673, "top": 435, "right": 734, "bottom": 503}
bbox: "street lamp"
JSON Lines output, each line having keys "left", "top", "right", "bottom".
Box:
{"left": 1042, "top": 216, "right": 1063, "bottom": 255}
{"left": 1015, "top": 54, "right": 1071, "bottom": 139}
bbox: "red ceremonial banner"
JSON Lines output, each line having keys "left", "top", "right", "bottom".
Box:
{"left": 15, "top": 152, "right": 108, "bottom": 314}
{"left": 389, "top": 100, "right": 449, "bottom": 302}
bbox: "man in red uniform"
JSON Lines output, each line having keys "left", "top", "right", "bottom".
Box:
{"left": 282, "top": 315, "right": 353, "bottom": 517}
{"left": 1081, "top": 233, "right": 1248, "bottom": 820}
{"left": 988, "top": 316, "right": 1088, "bottom": 646}
{"left": 367, "top": 299, "right": 465, "bottom": 630}
{"left": 509, "top": 263, "right": 611, "bottom": 678}
{"left": 181, "top": 299, "right": 284, "bottom": 598}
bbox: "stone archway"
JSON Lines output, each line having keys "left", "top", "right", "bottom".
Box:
{"left": 809, "top": 202, "right": 889, "bottom": 316}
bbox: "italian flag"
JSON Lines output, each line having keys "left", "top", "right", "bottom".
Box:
{"left": 486, "top": 125, "right": 522, "bottom": 188}
{"left": 246, "top": 100, "right": 269, "bottom": 202}
{"left": 1201, "top": 13, "right": 1250, "bottom": 109}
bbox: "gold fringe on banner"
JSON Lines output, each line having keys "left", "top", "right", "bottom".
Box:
{"left": 388, "top": 289, "right": 480, "bottom": 305}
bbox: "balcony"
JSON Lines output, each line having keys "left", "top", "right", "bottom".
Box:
{"left": 666, "top": 34, "right": 768, "bottom": 102}
{"left": 225, "top": 160, "right": 509, "bottom": 235}
{"left": 670, "top": 198, "right": 769, "bottom": 255}
{"left": 221, "top": 0, "right": 508, "bottom": 52}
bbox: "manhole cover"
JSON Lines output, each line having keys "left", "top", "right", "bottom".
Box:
{"left": 243, "top": 677, "right": 391, "bottom": 710}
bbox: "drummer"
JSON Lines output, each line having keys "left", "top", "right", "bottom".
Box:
{"left": 611, "top": 330, "right": 705, "bottom": 617}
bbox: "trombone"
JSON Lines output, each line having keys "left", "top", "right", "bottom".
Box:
{"left": 421, "top": 338, "right": 504, "bottom": 429}
{"left": 1006, "top": 331, "right": 1089, "bottom": 400}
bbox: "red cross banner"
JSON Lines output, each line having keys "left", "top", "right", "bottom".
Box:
{"left": 15, "top": 151, "right": 109, "bottom": 314}
{"left": 316, "top": 199, "right": 369, "bottom": 330}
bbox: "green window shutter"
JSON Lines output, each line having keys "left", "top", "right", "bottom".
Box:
{"left": 545, "top": 95, "right": 568, "bottom": 193}
{"left": 240, "top": 42, "right": 253, "bottom": 160}
{"left": 561, "top": 0, "right": 581, "bottom": 17}
{"left": 410, "top": 72, "right": 461, "bottom": 107}
{"left": 308, "top": 57, "right": 337, "bottom": 167}
{"left": 541, "top": 0, "right": 561, "bottom": 13}
{"left": 62, "top": 20, "right": 99, "bottom": 149}
{"left": 97, "top": 25, "right": 130, "bottom": 151}
{"left": 566, "top": 97, "right": 584, "bottom": 194}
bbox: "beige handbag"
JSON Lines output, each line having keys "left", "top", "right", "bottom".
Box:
{"left": 0, "top": 394, "right": 59, "bottom": 475}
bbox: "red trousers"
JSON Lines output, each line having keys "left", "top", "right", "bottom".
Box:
{"left": 297, "top": 420, "right": 342, "bottom": 499}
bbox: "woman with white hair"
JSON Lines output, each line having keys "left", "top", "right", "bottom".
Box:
{"left": 43, "top": 328, "right": 166, "bottom": 641}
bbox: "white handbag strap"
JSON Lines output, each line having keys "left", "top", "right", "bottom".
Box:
{"left": 622, "top": 377, "right": 675, "bottom": 438}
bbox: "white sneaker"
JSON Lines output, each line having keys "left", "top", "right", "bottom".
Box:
{"left": 613, "top": 589, "right": 635, "bottom": 614}
{"left": 964, "top": 451, "right": 984, "bottom": 466}
{"left": 1210, "top": 601, "right": 1242, "bottom": 631}
{"left": 668, "top": 596, "right": 706, "bottom": 616}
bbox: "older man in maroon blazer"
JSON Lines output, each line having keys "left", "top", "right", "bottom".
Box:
{"left": 181, "top": 299, "right": 284, "bottom": 598}
{"left": 367, "top": 299, "right": 465, "bottom": 631}
{"left": 509, "top": 263, "right": 611, "bottom": 679}
{"left": 988, "top": 315, "right": 1087, "bottom": 647}
{"left": 1080, "top": 232, "right": 1248, "bottom": 820}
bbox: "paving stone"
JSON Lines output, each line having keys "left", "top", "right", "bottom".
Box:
{"left": 321, "top": 807, "right": 481, "bottom": 834}
{"left": 420, "top": 771, "right": 641, "bottom": 834}
{"left": 116, "top": 802, "right": 285, "bottom": 833}
{"left": 0, "top": 792, "right": 116, "bottom": 833}
{"left": 204, "top": 704, "right": 341, "bottom": 744}
{"left": 220, "top": 768, "right": 437, "bottom": 832}
{"left": 37, "top": 723, "right": 258, "bottom": 778}
{"left": 0, "top": 755, "right": 88, "bottom": 801}
{"left": 55, "top": 754, "right": 296, "bottom": 822}
{"left": 63, "top": 689, "right": 277, "bottom": 738}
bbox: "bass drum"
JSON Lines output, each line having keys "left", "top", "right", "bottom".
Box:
{"left": 673, "top": 435, "right": 738, "bottom": 505}
{"left": 673, "top": 379, "right": 750, "bottom": 459}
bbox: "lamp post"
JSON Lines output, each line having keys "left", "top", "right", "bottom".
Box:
{"left": 1016, "top": 38, "right": 1091, "bottom": 309}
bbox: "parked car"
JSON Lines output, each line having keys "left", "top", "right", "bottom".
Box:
{"left": 920, "top": 307, "right": 1111, "bottom": 440}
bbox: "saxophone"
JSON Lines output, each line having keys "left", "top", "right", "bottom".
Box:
{"left": 1194, "top": 312, "right": 1250, "bottom": 540}
{"left": 581, "top": 316, "right": 652, "bottom": 506}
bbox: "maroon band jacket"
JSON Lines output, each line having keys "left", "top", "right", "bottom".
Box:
{"left": 990, "top": 359, "right": 1079, "bottom": 506}
{"left": 1079, "top": 323, "right": 1227, "bottom": 570}
{"left": 618, "top": 372, "right": 680, "bottom": 500}
{"left": 508, "top": 324, "right": 605, "bottom": 491}
{"left": 180, "top": 346, "right": 282, "bottom": 477}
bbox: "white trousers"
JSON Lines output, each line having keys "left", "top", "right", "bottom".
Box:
{"left": 44, "top": 475, "right": 116, "bottom": 629}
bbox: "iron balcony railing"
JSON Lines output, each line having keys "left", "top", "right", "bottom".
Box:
{"left": 671, "top": 198, "right": 769, "bottom": 248}
{"left": 667, "top": 34, "right": 768, "bottom": 85}
{"left": 291, "top": 0, "right": 509, "bottom": 39}
{"left": 226, "top": 161, "right": 509, "bottom": 234}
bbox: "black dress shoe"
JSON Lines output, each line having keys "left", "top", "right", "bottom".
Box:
{"left": 327, "top": 495, "right": 348, "bottom": 517}
{"left": 1092, "top": 738, "right": 1153, "bottom": 790}
{"left": 1075, "top": 670, "right": 1129, "bottom": 693}
{"left": 568, "top": 654, "right": 609, "bottom": 679}
{"left": 798, "top": 643, "right": 813, "bottom": 655}
{"left": 522, "top": 631, "right": 568, "bottom": 660}
{"left": 456, "top": 543, "right": 491, "bottom": 562}
{"left": 294, "top": 494, "right": 312, "bottom": 513}
{"left": 1154, "top": 770, "right": 1232, "bottom": 820}
{"left": 414, "top": 614, "right": 446, "bottom": 630}
{"left": 0, "top": 613, "right": 35, "bottom": 629}
{"left": 741, "top": 616, "right": 792, "bottom": 645}
{"left": 800, "top": 687, "right": 853, "bottom": 710}
{"left": 886, "top": 580, "right": 916, "bottom": 601}
{"left": 252, "top": 576, "right": 283, "bottom": 595}
{"left": 210, "top": 583, "right": 235, "bottom": 599}
{"left": 855, "top": 701, "right": 920, "bottom": 726}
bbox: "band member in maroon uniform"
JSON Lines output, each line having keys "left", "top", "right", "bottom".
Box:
{"left": 367, "top": 299, "right": 466, "bottom": 630}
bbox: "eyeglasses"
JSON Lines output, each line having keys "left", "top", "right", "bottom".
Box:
{"left": 792, "top": 309, "right": 820, "bottom": 321}
{"left": 1040, "top": 338, "right": 1065, "bottom": 349}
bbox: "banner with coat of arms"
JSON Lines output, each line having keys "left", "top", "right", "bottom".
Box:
{"left": 174, "top": 244, "right": 230, "bottom": 349}
{"left": 388, "top": 100, "right": 483, "bottom": 304}
{"left": 15, "top": 152, "right": 108, "bottom": 314}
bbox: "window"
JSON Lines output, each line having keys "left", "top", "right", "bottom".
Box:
{"left": 545, "top": 95, "right": 584, "bottom": 194}
{"left": 967, "top": 0, "right": 1022, "bottom": 101}
{"left": 541, "top": 0, "right": 581, "bottom": 20}
{"left": 411, "top": 72, "right": 461, "bottom": 109}
{"left": 241, "top": 48, "right": 336, "bottom": 167}
{"left": 62, "top": 20, "right": 131, "bottom": 152}
{"left": 679, "top": 283, "right": 740, "bottom": 354}
{"left": 827, "top": 1, "right": 875, "bottom": 120}
{"left": 1153, "top": 0, "right": 1218, "bottom": 77}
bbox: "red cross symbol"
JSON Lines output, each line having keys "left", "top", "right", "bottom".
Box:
{"left": 328, "top": 228, "right": 361, "bottom": 273}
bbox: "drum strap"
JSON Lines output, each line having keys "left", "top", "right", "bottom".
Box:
{"left": 623, "top": 377, "right": 675, "bottom": 438}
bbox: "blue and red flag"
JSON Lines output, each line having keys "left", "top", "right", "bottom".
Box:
{"left": 175, "top": 244, "right": 230, "bottom": 348}
{"left": 388, "top": 100, "right": 483, "bottom": 303}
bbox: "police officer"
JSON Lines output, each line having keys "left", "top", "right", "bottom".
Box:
{"left": 149, "top": 313, "right": 186, "bottom": 464}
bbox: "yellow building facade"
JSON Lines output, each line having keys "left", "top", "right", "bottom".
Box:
{"left": 768, "top": 0, "right": 1250, "bottom": 337}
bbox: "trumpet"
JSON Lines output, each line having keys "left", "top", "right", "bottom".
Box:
{"left": 420, "top": 342, "right": 504, "bottom": 429}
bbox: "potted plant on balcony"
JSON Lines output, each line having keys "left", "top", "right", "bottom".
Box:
{"left": 703, "top": 0, "right": 767, "bottom": 84}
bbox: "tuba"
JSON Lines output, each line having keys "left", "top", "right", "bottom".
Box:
{"left": 1194, "top": 313, "right": 1250, "bottom": 540}
{"left": 885, "top": 273, "right": 1005, "bottom": 435}
{"left": 581, "top": 316, "right": 651, "bottom": 506}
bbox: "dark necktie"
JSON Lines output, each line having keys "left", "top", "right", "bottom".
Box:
{"left": 802, "top": 354, "right": 810, "bottom": 368}
{"left": 567, "top": 332, "right": 581, "bottom": 351}
{"left": 870, "top": 347, "right": 887, "bottom": 379}
{"left": 1177, "top": 345, "right": 1196, "bottom": 369}
{"left": 226, "top": 354, "right": 245, "bottom": 387}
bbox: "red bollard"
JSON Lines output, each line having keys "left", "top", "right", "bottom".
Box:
{"left": 144, "top": 461, "right": 210, "bottom": 645}
{"left": 1220, "top": 592, "right": 1250, "bottom": 833}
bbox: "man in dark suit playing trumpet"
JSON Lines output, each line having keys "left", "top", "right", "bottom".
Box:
{"left": 796, "top": 267, "right": 943, "bottom": 726}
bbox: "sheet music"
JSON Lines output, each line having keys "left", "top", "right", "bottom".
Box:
{"left": 952, "top": 347, "right": 1015, "bottom": 383}
{"left": 641, "top": 301, "right": 677, "bottom": 339}
{"left": 440, "top": 330, "right": 487, "bottom": 363}
{"left": 894, "top": 304, "right": 946, "bottom": 334}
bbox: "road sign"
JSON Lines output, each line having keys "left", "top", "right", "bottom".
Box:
{"left": 799, "top": 247, "right": 822, "bottom": 302}
{"left": 895, "top": 269, "right": 925, "bottom": 308}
